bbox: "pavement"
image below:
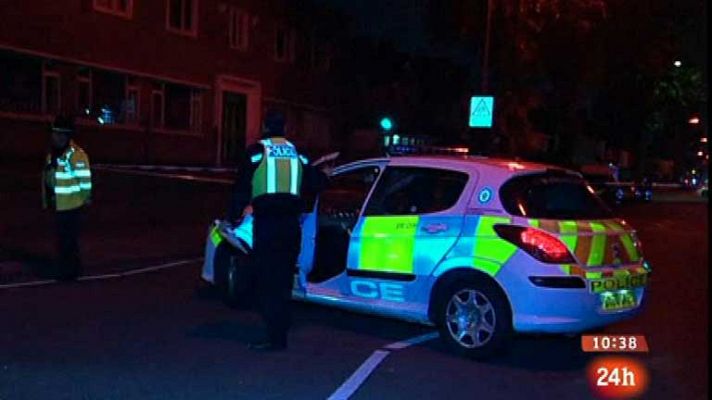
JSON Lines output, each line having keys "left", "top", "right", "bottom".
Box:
{"left": 0, "top": 167, "right": 708, "bottom": 399}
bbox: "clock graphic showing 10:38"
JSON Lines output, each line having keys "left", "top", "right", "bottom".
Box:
{"left": 581, "top": 334, "right": 649, "bottom": 352}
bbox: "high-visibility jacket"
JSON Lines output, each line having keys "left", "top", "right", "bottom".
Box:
{"left": 42, "top": 141, "right": 92, "bottom": 211}
{"left": 250, "top": 137, "right": 305, "bottom": 199}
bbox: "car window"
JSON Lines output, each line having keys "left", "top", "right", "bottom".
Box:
{"left": 318, "top": 166, "right": 381, "bottom": 215}
{"left": 364, "top": 167, "right": 468, "bottom": 216}
{"left": 501, "top": 172, "right": 613, "bottom": 219}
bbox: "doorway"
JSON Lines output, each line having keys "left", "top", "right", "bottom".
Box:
{"left": 221, "top": 92, "right": 247, "bottom": 165}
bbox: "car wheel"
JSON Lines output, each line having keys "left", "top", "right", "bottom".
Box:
{"left": 215, "top": 248, "right": 252, "bottom": 309}
{"left": 434, "top": 276, "right": 512, "bottom": 359}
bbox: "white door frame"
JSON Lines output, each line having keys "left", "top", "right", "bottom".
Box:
{"left": 214, "top": 75, "right": 262, "bottom": 166}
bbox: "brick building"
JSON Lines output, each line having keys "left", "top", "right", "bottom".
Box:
{"left": 0, "top": 0, "right": 339, "bottom": 165}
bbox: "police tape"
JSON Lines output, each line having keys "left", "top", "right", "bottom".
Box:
{"left": 93, "top": 164, "right": 236, "bottom": 173}
{"left": 93, "top": 165, "right": 234, "bottom": 185}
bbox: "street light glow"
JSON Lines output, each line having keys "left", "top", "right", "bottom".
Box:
{"left": 674, "top": 60, "right": 682, "bottom": 67}
{"left": 689, "top": 117, "right": 700, "bottom": 124}
{"left": 702, "top": 137, "right": 708, "bottom": 143}
{"left": 697, "top": 151, "right": 704, "bottom": 157}
{"left": 380, "top": 117, "right": 394, "bottom": 131}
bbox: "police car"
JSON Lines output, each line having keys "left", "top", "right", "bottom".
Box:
{"left": 202, "top": 156, "right": 650, "bottom": 358}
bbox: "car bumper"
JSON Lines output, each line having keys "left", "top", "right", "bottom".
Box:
{"left": 497, "top": 253, "right": 647, "bottom": 334}
{"left": 511, "top": 287, "right": 646, "bottom": 333}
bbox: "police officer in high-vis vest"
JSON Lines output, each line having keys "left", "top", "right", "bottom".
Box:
{"left": 42, "top": 115, "right": 92, "bottom": 280}
{"left": 228, "top": 110, "right": 328, "bottom": 351}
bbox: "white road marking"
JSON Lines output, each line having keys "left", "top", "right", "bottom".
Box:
{"left": 0, "top": 279, "right": 57, "bottom": 289}
{"left": 383, "top": 332, "right": 439, "bottom": 350}
{"left": 327, "top": 350, "right": 390, "bottom": 400}
{"left": 0, "top": 258, "right": 202, "bottom": 290}
{"left": 94, "top": 166, "right": 233, "bottom": 185}
{"left": 120, "top": 258, "right": 202, "bottom": 275}
{"left": 327, "top": 331, "right": 438, "bottom": 399}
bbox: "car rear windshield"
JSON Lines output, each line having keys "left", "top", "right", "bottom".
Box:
{"left": 500, "top": 173, "right": 613, "bottom": 219}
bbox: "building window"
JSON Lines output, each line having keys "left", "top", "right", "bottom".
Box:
{"left": 274, "top": 26, "right": 295, "bottom": 63}
{"left": 151, "top": 84, "right": 165, "bottom": 128}
{"left": 93, "top": 69, "right": 125, "bottom": 124}
{"left": 228, "top": 7, "right": 249, "bottom": 50}
{"left": 190, "top": 90, "right": 202, "bottom": 132}
{"left": 309, "top": 36, "right": 332, "bottom": 71}
{"left": 42, "top": 68, "right": 61, "bottom": 115}
{"left": 0, "top": 52, "right": 42, "bottom": 114}
{"left": 93, "top": 0, "right": 133, "bottom": 18}
{"left": 167, "top": 0, "right": 198, "bottom": 36}
{"left": 124, "top": 77, "right": 140, "bottom": 124}
{"left": 76, "top": 68, "right": 92, "bottom": 116}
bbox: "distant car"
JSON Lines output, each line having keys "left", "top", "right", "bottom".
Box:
{"left": 202, "top": 156, "right": 650, "bottom": 358}
{"left": 632, "top": 177, "right": 653, "bottom": 202}
{"left": 581, "top": 173, "right": 651, "bottom": 206}
{"left": 582, "top": 172, "right": 628, "bottom": 205}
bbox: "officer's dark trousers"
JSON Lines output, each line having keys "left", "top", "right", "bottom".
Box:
{"left": 55, "top": 207, "right": 83, "bottom": 280}
{"left": 252, "top": 213, "right": 301, "bottom": 346}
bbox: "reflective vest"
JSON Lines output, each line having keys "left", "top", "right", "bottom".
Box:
{"left": 42, "top": 141, "right": 92, "bottom": 211}
{"left": 251, "top": 137, "right": 305, "bottom": 199}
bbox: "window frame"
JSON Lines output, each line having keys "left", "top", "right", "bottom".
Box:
{"left": 228, "top": 7, "right": 249, "bottom": 51}
{"left": 41, "top": 68, "right": 61, "bottom": 116}
{"left": 125, "top": 78, "right": 141, "bottom": 125}
{"left": 274, "top": 25, "right": 295, "bottom": 63}
{"left": 363, "top": 166, "right": 470, "bottom": 216}
{"left": 151, "top": 85, "right": 165, "bottom": 128}
{"left": 76, "top": 69, "right": 93, "bottom": 117}
{"left": 318, "top": 164, "right": 384, "bottom": 217}
{"left": 310, "top": 30, "right": 331, "bottom": 71}
{"left": 189, "top": 89, "right": 202, "bottom": 132}
{"left": 166, "top": 0, "right": 198, "bottom": 37}
{"left": 93, "top": 0, "right": 134, "bottom": 19}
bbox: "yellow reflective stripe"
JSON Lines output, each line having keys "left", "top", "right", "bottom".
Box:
{"left": 587, "top": 222, "right": 607, "bottom": 266}
{"left": 613, "top": 269, "right": 631, "bottom": 277}
{"left": 79, "top": 182, "right": 92, "bottom": 190}
{"left": 586, "top": 271, "right": 603, "bottom": 279}
{"left": 210, "top": 227, "right": 223, "bottom": 247}
{"left": 55, "top": 171, "right": 74, "bottom": 179}
{"left": 289, "top": 157, "right": 299, "bottom": 194}
{"left": 558, "top": 220, "right": 578, "bottom": 252}
{"left": 619, "top": 234, "right": 640, "bottom": 262}
{"left": 474, "top": 259, "right": 502, "bottom": 276}
{"left": 473, "top": 216, "right": 516, "bottom": 275}
{"left": 55, "top": 185, "right": 81, "bottom": 194}
{"left": 359, "top": 216, "right": 419, "bottom": 273}
{"left": 74, "top": 169, "right": 91, "bottom": 178}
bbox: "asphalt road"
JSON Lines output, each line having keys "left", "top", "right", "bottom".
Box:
{"left": 0, "top": 168, "right": 708, "bottom": 399}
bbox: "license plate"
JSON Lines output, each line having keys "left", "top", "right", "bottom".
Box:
{"left": 600, "top": 290, "right": 638, "bottom": 311}
{"left": 590, "top": 273, "right": 648, "bottom": 294}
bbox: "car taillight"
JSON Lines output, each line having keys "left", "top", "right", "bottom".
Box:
{"left": 494, "top": 225, "right": 575, "bottom": 264}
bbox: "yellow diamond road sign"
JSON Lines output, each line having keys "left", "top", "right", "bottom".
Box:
{"left": 469, "top": 96, "right": 494, "bottom": 128}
